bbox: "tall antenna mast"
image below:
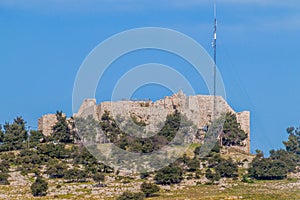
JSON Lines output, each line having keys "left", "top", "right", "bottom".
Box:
{"left": 213, "top": 2, "right": 217, "bottom": 118}
{"left": 213, "top": 2, "right": 217, "bottom": 66}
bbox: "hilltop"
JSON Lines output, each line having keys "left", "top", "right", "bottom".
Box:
{"left": 0, "top": 93, "right": 299, "bottom": 199}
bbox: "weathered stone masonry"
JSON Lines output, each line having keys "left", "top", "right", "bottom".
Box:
{"left": 38, "top": 92, "right": 250, "bottom": 153}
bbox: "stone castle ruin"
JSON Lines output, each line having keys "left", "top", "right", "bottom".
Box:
{"left": 38, "top": 91, "right": 250, "bottom": 153}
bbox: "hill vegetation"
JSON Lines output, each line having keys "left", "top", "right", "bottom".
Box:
{"left": 0, "top": 111, "right": 299, "bottom": 199}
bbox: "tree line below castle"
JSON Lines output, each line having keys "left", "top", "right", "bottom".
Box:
{"left": 0, "top": 111, "right": 299, "bottom": 199}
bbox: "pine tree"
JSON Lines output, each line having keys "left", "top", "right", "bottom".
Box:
{"left": 52, "top": 111, "right": 74, "bottom": 143}
{"left": 220, "top": 113, "right": 247, "bottom": 147}
{"left": 283, "top": 127, "right": 300, "bottom": 156}
{"left": 1, "top": 117, "right": 27, "bottom": 151}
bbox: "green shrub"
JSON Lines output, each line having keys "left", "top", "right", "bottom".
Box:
{"left": 140, "top": 182, "right": 160, "bottom": 197}
{"left": 242, "top": 174, "right": 254, "bottom": 183}
{"left": 248, "top": 157, "right": 288, "bottom": 180}
{"left": 92, "top": 172, "right": 105, "bottom": 184}
{"left": 45, "top": 161, "right": 67, "bottom": 178}
{"left": 154, "top": 165, "right": 183, "bottom": 185}
{"left": 31, "top": 176, "right": 48, "bottom": 197}
{"left": 0, "top": 172, "right": 9, "bottom": 185}
{"left": 65, "top": 168, "right": 87, "bottom": 182}
{"left": 117, "top": 191, "right": 145, "bottom": 200}
{"left": 187, "top": 159, "right": 200, "bottom": 172}
{"left": 205, "top": 168, "right": 221, "bottom": 184}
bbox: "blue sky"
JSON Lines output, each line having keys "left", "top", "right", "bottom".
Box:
{"left": 1, "top": 0, "right": 300, "bottom": 154}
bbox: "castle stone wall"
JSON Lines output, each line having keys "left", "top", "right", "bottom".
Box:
{"left": 38, "top": 113, "right": 67, "bottom": 136}
{"left": 39, "top": 92, "right": 251, "bottom": 153}
{"left": 38, "top": 114, "right": 57, "bottom": 136}
{"left": 236, "top": 111, "right": 251, "bottom": 153}
{"left": 74, "top": 99, "right": 98, "bottom": 119}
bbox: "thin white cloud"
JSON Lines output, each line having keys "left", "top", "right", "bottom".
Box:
{"left": 0, "top": 0, "right": 136, "bottom": 13}
{"left": 1, "top": 0, "right": 299, "bottom": 13}
{"left": 1, "top": 0, "right": 300, "bottom": 32}
{"left": 261, "top": 14, "right": 300, "bottom": 31}
{"left": 217, "top": 16, "right": 300, "bottom": 35}
{"left": 174, "top": 0, "right": 300, "bottom": 7}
